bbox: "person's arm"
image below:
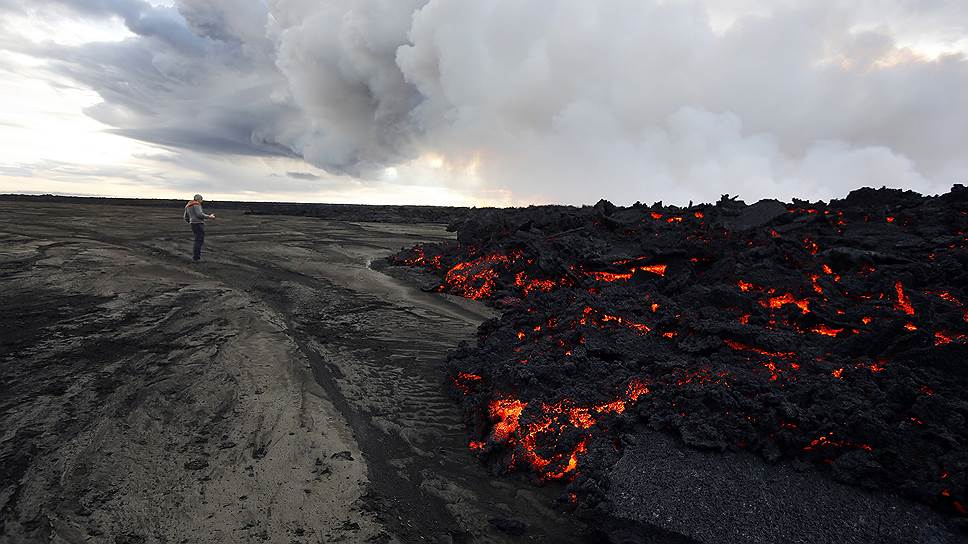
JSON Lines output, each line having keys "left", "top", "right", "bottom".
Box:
{"left": 199, "top": 205, "right": 215, "bottom": 219}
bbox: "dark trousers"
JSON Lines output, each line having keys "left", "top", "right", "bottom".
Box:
{"left": 191, "top": 223, "right": 205, "bottom": 261}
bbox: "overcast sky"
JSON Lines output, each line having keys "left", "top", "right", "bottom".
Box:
{"left": 0, "top": 0, "right": 966, "bottom": 206}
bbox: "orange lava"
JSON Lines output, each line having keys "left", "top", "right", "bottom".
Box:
{"left": 594, "top": 400, "right": 626, "bottom": 414}
{"left": 399, "top": 245, "right": 443, "bottom": 269}
{"left": 894, "top": 281, "right": 915, "bottom": 315}
{"left": 453, "top": 372, "right": 483, "bottom": 395}
{"left": 568, "top": 407, "right": 596, "bottom": 429}
{"left": 637, "top": 264, "right": 668, "bottom": 277}
{"left": 724, "top": 339, "right": 795, "bottom": 359}
{"left": 935, "top": 331, "right": 967, "bottom": 346}
{"left": 442, "top": 253, "right": 518, "bottom": 299}
{"left": 626, "top": 378, "right": 651, "bottom": 401}
{"left": 585, "top": 264, "right": 666, "bottom": 282}
{"left": 803, "top": 432, "right": 872, "bottom": 453}
{"left": 811, "top": 324, "right": 843, "bottom": 337}
{"left": 936, "top": 291, "right": 962, "bottom": 305}
{"left": 725, "top": 341, "right": 794, "bottom": 381}
{"left": 477, "top": 375, "right": 662, "bottom": 480}
{"left": 514, "top": 271, "right": 560, "bottom": 296}
{"left": 810, "top": 274, "right": 825, "bottom": 295}
{"left": 545, "top": 439, "right": 588, "bottom": 480}
{"left": 803, "top": 238, "right": 820, "bottom": 255}
{"left": 585, "top": 271, "right": 633, "bottom": 282}
{"left": 600, "top": 313, "right": 651, "bottom": 333}
{"left": 763, "top": 293, "right": 811, "bottom": 314}
{"left": 582, "top": 306, "right": 652, "bottom": 334}
{"left": 489, "top": 398, "right": 526, "bottom": 442}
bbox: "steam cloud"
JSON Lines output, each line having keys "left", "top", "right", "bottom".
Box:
{"left": 4, "top": 0, "right": 968, "bottom": 204}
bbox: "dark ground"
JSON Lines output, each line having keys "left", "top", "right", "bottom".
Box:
{"left": 608, "top": 430, "right": 958, "bottom": 544}
{"left": 0, "top": 202, "right": 598, "bottom": 543}
{"left": 3, "top": 196, "right": 966, "bottom": 544}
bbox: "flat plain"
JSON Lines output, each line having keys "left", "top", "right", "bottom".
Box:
{"left": 0, "top": 202, "right": 585, "bottom": 544}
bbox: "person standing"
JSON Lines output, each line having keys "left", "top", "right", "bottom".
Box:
{"left": 184, "top": 194, "right": 215, "bottom": 262}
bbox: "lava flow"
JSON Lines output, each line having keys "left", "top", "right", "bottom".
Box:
{"left": 390, "top": 186, "right": 968, "bottom": 520}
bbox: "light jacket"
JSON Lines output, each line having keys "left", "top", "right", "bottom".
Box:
{"left": 184, "top": 200, "right": 209, "bottom": 224}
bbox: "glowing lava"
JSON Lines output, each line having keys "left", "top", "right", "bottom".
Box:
{"left": 894, "top": 281, "right": 915, "bottom": 316}
{"left": 760, "top": 293, "right": 811, "bottom": 314}
{"left": 584, "top": 264, "right": 667, "bottom": 282}
{"left": 811, "top": 324, "right": 843, "bottom": 337}
{"left": 489, "top": 398, "right": 526, "bottom": 442}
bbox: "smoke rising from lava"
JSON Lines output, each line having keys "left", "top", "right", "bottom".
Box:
{"left": 4, "top": 0, "right": 968, "bottom": 203}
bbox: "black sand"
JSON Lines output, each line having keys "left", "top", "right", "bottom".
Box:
{"left": 0, "top": 201, "right": 596, "bottom": 543}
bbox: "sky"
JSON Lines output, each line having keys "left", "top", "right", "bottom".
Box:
{"left": 0, "top": 0, "right": 966, "bottom": 206}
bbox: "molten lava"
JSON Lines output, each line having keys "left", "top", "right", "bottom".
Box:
{"left": 811, "top": 324, "right": 843, "bottom": 337}
{"left": 803, "top": 238, "right": 820, "bottom": 255}
{"left": 584, "top": 263, "right": 666, "bottom": 282}
{"left": 440, "top": 254, "right": 515, "bottom": 299}
{"left": 724, "top": 339, "right": 795, "bottom": 359}
{"left": 894, "top": 281, "right": 915, "bottom": 316}
{"left": 737, "top": 280, "right": 756, "bottom": 292}
{"left": 760, "top": 293, "right": 811, "bottom": 314}
{"left": 514, "top": 271, "right": 561, "bottom": 296}
{"left": 489, "top": 398, "right": 525, "bottom": 442}
{"left": 453, "top": 372, "right": 483, "bottom": 395}
{"left": 392, "top": 185, "right": 968, "bottom": 518}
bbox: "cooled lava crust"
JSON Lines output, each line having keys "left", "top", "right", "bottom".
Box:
{"left": 388, "top": 186, "right": 968, "bottom": 524}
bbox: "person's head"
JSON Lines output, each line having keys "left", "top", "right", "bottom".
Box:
{"left": 194, "top": 194, "right": 204, "bottom": 202}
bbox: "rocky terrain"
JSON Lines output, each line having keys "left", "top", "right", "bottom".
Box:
{"left": 390, "top": 186, "right": 968, "bottom": 543}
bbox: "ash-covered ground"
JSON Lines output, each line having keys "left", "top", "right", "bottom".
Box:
{"left": 0, "top": 201, "right": 598, "bottom": 544}
{"left": 389, "top": 186, "right": 968, "bottom": 542}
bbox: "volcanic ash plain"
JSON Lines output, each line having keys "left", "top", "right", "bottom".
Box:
{"left": 0, "top": 201, "right": 589, "bottom": 544}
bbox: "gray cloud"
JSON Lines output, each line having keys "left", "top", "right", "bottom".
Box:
{"left": 286, "top": 171, "right": 320, "bottom": 180}
{"left": 3, "top": 0, "right": 967, "bottom": 204}
{"left": 0, "top": 157, "right": 168, "bottom": 184}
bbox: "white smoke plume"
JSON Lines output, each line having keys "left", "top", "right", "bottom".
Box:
{"left": 3, "top": 0, "right": 967, "bottom": 204}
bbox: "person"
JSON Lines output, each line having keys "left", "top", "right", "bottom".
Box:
{"left": 184, "top": 194, "right": 215, "bottom": 262}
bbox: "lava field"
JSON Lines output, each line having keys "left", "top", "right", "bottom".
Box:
{"left": 389, "top": 186, "right": 968, "bottom": 524}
